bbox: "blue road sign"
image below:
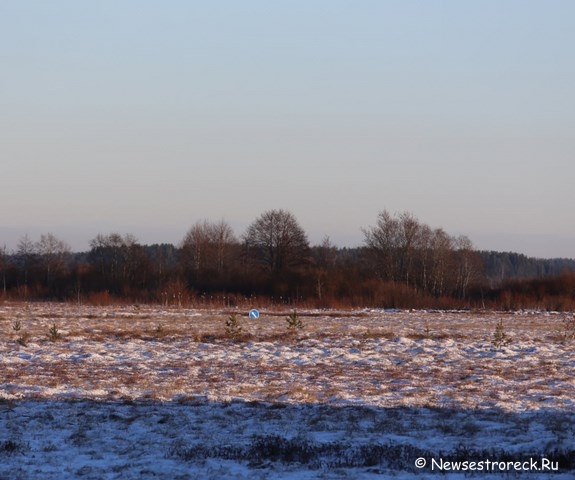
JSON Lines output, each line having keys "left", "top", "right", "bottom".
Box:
{"left": 249, "top": 309, "right": 260, "bottom": 319}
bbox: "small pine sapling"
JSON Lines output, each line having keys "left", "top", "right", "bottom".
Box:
{"left": 286, "top": 310, "right": 303, "bottom": 330}
{"left": 492, "top": 319, "right": 512, "bottom": 349}
{"left": 225, "top": 314, "right": 243, "bottom": 339}
{"left": 13, "top": 320, "right": 30, "bottom": 346}
{"left": 48, "top": 323, "right": 61, "bottom": 342}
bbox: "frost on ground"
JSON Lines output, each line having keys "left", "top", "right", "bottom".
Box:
{"left": 1, "top": 303, "right": 574, "bottom": 479}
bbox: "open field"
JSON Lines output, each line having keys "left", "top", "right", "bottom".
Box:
{"left": 1, "top": 303, "right": 574, "bottom": 478}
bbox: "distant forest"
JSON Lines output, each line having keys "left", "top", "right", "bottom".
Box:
{"left": 1, "top": 210, "right": 574, "bottom": 311}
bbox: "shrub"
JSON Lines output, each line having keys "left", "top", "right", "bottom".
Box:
{"left": 16, "top": 332, "right": 31, "bottom": 346}
{"left": 0, "top": 439, "right": 28, "bottom": 456}
{"left": 560, "top": 315, "right": 575, "bottom": 341}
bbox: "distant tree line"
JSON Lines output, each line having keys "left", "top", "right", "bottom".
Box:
{"left": 1, "top": 209, "right": 574, "bottom": 310}
{"left": 479, "top": 251, "right": 575, "bottom": 285}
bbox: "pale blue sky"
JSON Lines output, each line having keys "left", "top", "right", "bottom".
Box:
{"left": 1, "top": 1, "right": 574, "bottom": 257}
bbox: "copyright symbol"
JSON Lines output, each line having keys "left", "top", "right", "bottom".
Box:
{"left": 415, "top": 457, "right": 426, "bottom": 468}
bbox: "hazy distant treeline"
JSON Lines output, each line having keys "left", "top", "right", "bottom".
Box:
{"left": 1, "top": 210, "right": 574, "bottom": 310}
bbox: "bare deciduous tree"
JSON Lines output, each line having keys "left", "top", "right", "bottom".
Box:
{"left": 244, "top": 209, "right": 309, "bottom": 274}
{"left": 454, "top": 235, "right": 481, "bottom": 300}
{"left": 313, "top": 236, "right": 338, "bottom": 302}
{"left": 429, "top": 227, "right": 453, "bottom": 297}
{"left": 181, "top": 219, "right": 237, "bottom": 275}
{"left": 16, "top": 234, "right": 37, "bottom": 292}
{"left": 36, "top": 233, "right": 71, "bottom": 286}
{"left": 363, "top": 210, "right": 480, "bottom": 300}
{"left": 362, "top": 210, "right": 401, "bottom": 282}
{"left": 0, "top": 245, "right": 7, "bottom": 296}
{"left": 88, "top": 233, "right": 147, "bottom": 294}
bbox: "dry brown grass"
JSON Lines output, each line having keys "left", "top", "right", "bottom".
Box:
{"left": 1, "top": 303, "right": 574, "bottom": 410}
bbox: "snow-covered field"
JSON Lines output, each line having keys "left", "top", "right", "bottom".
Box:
{"left": 1, "top": 303, "right": 574, "bottom": 478}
